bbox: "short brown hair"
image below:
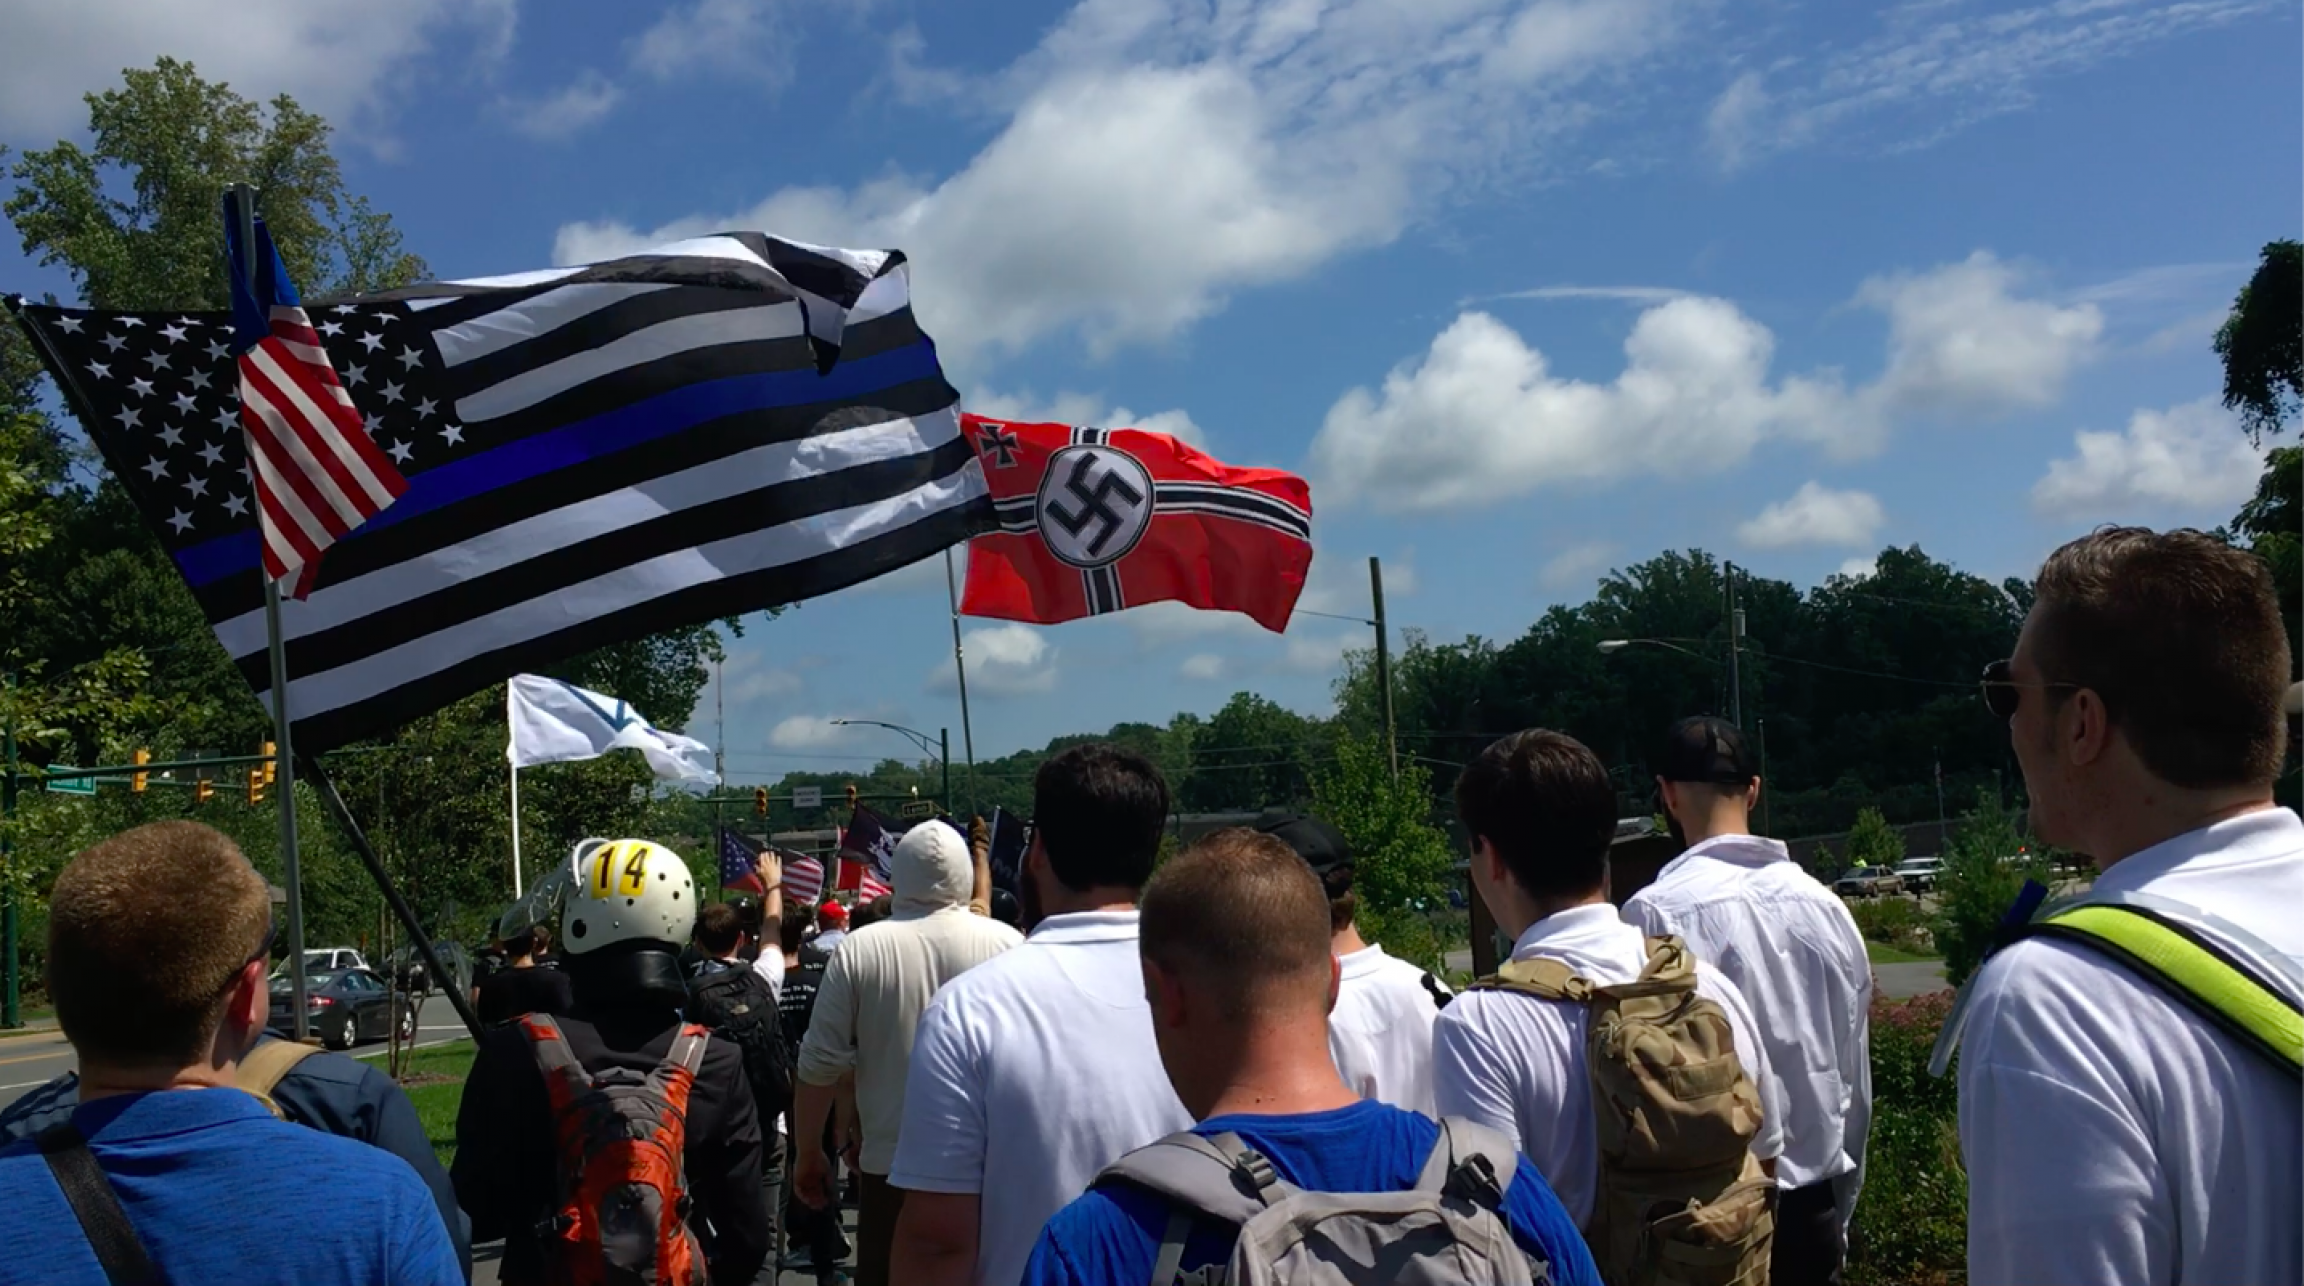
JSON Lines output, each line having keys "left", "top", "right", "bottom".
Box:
{"left": 49, "top": 821, "right": 271, "bottom": 1067}
{"left": 1140, "top": 829, "right": 1332, "bottom": 1020}
{"left": 694, "top": 902, "right": 745, "bottom": 956}
{"left": 1455, "top": 729, "right": 1618, "bottom": 900}
{"left": 2033, "top": 527, "right": 2292, "bottom": 788}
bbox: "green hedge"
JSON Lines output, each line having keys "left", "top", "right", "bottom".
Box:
{"left": 1848, "top": 991, "right": 1965, "bottom": 1286}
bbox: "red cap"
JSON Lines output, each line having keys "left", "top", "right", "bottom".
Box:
{"left": 818, "top": 900, "right": 849, "bottom": 927}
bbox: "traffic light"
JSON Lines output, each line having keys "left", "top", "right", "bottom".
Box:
{"left": 844, "top": 782, "right": 858, "bottom": 812}
{"left": 262, "top": 741, "right": 277, "bottom": 786}
{"left": 132, "top": 748, "right": 150, "bottom": 793}
{"left": 246, "top": 768, "right": 265, "bottom": 806}
{"left": 194, "top": 780, "right": 213, "bottom": 805}
{"left": 753, "top": 786, "right": 769, "bottom": 817}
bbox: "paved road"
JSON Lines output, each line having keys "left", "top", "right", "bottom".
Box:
{"left": 0, "top": 991, "right": 476, "bottom": 1112}
{"left": 1872, "top": 960, "right": 1951, "bottom": 999}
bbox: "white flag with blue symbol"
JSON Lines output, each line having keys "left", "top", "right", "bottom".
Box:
{"left": 506, "top": 673, "right": 716, "bottom": 783}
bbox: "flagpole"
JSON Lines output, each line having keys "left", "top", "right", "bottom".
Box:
{"left": 943, "top": 547, "right": 978, "bottom": 815}
{"left": 233, "top": 182, "right": 311, "bottom": 1043}
{"left": 508, "top": 764, "right": 523, "bottom": 898}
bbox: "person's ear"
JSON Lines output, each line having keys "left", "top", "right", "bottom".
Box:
{"left": 1326, "top": 954, "right": 1341, "bottom": 1015}
{"left": 1142, "top": 957, "right": 1188, "bottom": 1029}
{"left": 224, "top": 960, "right": 267, "bottom": 1054}
{"left": 1745, "top": 777, "right": 1763, "bottom": 813}
{"left": 1657, "top": 777, "right": 1677, "bottom": 816}
{"left": 2067, "top": 690, "right": 2111, "bottom": 767}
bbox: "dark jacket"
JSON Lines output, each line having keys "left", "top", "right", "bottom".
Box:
{"left": 451, "top": 1006, "right": 770, "bottom": 1286}
{"left": 0, "top": 1039, "right": 473, "bottom": 1283}
{"left": 474, "top": 963, "right": 575, "bottom": 1027}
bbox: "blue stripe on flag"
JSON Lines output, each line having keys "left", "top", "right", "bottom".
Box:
{"left": 173, "top": 339, "right": 946, "bottom": 587}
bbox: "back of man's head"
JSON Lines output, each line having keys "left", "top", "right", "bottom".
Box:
{"left": 1253, "top": 811, "right": 1357, "bottom": 934}
{"left": 2032, "top": 527, "right": 2291, "bottom": 789}
{"left": 1033, "top": 742, "right": 1171, "bottom": 894}
{"left": 781, "top": 900, "right": 815, "bottom": 955}
{"left": 1141, "top": 829, "right": 1334, "bottom": 1025}
{"left": 1456, "top": 729, "right": 1618, "bottom": 900}
{"left": 50, "top": 821, "right": 271, "bottom": 1071}
{"left": 695, "top": 902, "right": 745, "bottom": 958}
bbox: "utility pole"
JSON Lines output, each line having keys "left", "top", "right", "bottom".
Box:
{"left": 1370, "top": 557, "right": 1398, "bottom": 780}
{"left": 1757, "top": 716, "right": 1771, "bottom": 837}
{"left": 1724, "top": 560, "right": 1745, "bottom": 729}
{"left": 940, "top": 728, "right": 952, "bottom": 811}
{"left": 1934, "top": 748, "right": 1949, "bottom": 851}
{"left": 2, "top": 672, "right": 16, "bottom": 1029}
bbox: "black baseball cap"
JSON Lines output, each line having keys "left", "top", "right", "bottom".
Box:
{"left": 1656, "top": 716, "right": 1758, "bottom": 786}
{"left": 1252, "top": 810, "right": 1352, "bottom": 878}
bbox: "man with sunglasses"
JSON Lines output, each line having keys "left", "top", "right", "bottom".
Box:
{"left": 1956, "top": 527, "right": 2301, "bottom": 1286}
{"left": 0, "top": 821, "right": 461, "bottom": 1286}
{"left": 1621, "top": 715, "right": 1871, "bottom": 1286}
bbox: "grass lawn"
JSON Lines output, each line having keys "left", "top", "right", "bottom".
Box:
{"left": 383, "top": 1041, "right": 477, "bottom": 1169}
{"left": 1866, "top": 939, "right": 1940, "bottom": 965}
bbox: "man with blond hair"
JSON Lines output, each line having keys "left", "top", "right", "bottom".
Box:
{"left": 0, "top": 821, "right": 459, "bottom": 1286}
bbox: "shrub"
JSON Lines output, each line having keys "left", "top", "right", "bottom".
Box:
{"left": 1847, "top": 991, "right": 1966, "bottom": 1286}
{"left": 1851, "top": 897, "right": 1930, "bottom": 953}
{"left": 1932, "top": 790, "right": 2054, "bottom": 987}
{"left": 1846, "top": 806, "right": 1906, "bottom": 870}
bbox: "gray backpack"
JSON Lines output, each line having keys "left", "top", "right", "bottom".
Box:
{"left": 1096, "top": 1117, "right": 1551, "bottom": 1286}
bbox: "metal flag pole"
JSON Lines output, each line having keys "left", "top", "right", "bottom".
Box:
{"left": 508, "top": 763, "right": 523, "bottom": 898}
{"left": 943, "top": 547, "right": 979, "bottom": 815}
{"left": 231, "top": 183, "right": 310, "bottom": 1041}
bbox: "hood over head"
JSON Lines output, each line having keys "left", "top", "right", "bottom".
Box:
{"left": 891, "top": 819, "right": 973, "bottom": 915}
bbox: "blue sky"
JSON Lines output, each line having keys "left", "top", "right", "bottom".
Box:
{"left": 3, "top": 0, "right": 2297, "bottom": 786}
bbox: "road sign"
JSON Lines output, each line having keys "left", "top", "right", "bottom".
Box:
{"left": 792, "top": 786, "right": 823, "bottom": 810}
{"left": 899, "top": 799, "right": 936, "bottom": 820}
{"left": 45, "top": 776, "right": 96, "bottom": 797}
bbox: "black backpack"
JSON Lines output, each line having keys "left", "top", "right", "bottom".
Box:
{"left": 685, "top": 964, "right": 793, "bottom": 1119}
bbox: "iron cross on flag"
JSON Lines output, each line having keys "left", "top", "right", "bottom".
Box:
{"left": 957, "top": 414, "right": 1313, "bottom": 632}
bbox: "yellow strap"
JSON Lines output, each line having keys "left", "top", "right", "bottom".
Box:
{"left": 1474, "top": 957, "right": 1592, "bottom": 1002}
{"left": 236, "top": 1038, "right": 322, "bottom": 1100}
{"left": 2042, "top": 905, "right": 2303, "bottom": 1074}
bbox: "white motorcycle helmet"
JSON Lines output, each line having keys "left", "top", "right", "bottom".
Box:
{"left": 561, "top": 838, "right": 697, "bottom": 955}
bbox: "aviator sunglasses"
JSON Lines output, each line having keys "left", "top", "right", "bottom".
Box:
{"left": 1979, "top": 658, "right": 2082, "bottom": 721}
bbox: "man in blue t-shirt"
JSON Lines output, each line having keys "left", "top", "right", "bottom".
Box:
{"left": 0, "top": 821, "right": 459, "bottom": 1286}
{"left": 1023, "top": 828, "right": 1599, "bottom": 1286}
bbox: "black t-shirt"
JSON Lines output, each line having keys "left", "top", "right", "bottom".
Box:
{"left": 474, "top": 964, "right": 575, "bottom": 1027}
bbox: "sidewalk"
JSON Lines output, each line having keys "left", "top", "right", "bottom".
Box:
{"left": 0, "top": 1017, "right": 58, "bottom": 1040}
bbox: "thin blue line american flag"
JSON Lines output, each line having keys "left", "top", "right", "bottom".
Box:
{"left": 227, "top": 191, "right": 405, "bottom": 596}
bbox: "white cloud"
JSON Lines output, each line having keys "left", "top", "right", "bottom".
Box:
{"left": 2031, "top": 398, "right": 2265, "bottom": 519}
{"left": 0, "top": 1, "right": 513, "bottom": 142}
{"left": 930, "top": 623, "right": 1057, "bottom": 696}
{"left": 1835, "top": 556, "right": 1879, "bottom": 580}
{"left": 1479, "top": 285, "right": 1693, "bottom": 305}
{"left": 499, "top": 71, "right": 625, "bottom": 141}
{"left": 1738, "top": 482, "right": 1886, "bottom": 549}
{"left": 1540, "top": 541, "right": 1618, "bottom": 590}
{"left": 551, "top": 0, "right": 1692, "bottom": 368}
{"left": 768, "top": 714, "right": 850, "bottom": 751}
{"left": 966, "top": 388, "right": 1209, "bottom": 450}
{"left": 1180, "top": 653, "right": 1227, "bottom": 680}
{"left": 629, "top": 0, "right": 793, "bottom": 85}
{"left": 1312, "top": 251, "right": 2099, "bottom": 512}
{"left": 1281, "top": 632, "right": 1353, "bottom": 675}
{"left": 1702, "top": 0, "right": 2276, "bottom": 167}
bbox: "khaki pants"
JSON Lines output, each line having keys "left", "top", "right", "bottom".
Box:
{"left": 856, "top": 1170, "right": 907, "bottom": 1286}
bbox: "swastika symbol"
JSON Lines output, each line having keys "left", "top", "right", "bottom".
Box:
{"left": 1035, "top": 445, "right": 1155, "bottom": 569}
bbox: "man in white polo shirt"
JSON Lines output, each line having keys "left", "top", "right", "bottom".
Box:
{"left": 1955, "top": 527, "right": 2301, "bottom": 1286}
{"left": 1255, "top": 810, "right": 1452, "bottom": 1114}
{"left": 887, "top": 743, "right": 1190, "bottom": 1286}
{"left": 1622, "top": 715, "right": 1871, "bottom": 1286}
{"left": 1433, "top": 728, "right": 1784, "bottom": 1229}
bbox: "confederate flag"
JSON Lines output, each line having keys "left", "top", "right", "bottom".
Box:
{"left": 958, "top": 415, "right": 1312, "bottom": 633}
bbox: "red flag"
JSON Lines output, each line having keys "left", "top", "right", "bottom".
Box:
{"left": 958, "top": 415, "right": 1312, "bottom": 633}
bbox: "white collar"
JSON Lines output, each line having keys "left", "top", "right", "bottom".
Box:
{"left": 2093, "top": 806, "right": 2304, "bottom": 898}
{"left": 1508, "top": 903, "right": 1623, "bottom": 961}
{"left": 1653, "top": 832, "right": 1791, "bottom": 884}
{"left": 1027, "top": 909, "right": 1140, "bottom": 945}
{"left": 1338, "top": 944, "right": 1393, "bottom": 979}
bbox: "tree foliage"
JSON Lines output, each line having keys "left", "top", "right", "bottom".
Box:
{"left": 2214, "top": 240, "right": 2303, "bottom": 443}
{"left": 1932, "top": 790, "right": 2051, "bottom": 988}
{"left": 1311, "top": 732, "right": 1456, "bottom": 971}
{"left": 1844, "top": 806, "right": 1906, "bottom": 872}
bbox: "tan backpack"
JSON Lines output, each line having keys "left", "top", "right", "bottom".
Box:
{"left": 235, "top": 1038, "right": 323, "bottom": 1119}
{"left": 1471, "top": 935, "right": 1775, "bottom": 1286}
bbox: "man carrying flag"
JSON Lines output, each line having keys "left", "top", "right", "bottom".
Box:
{"left": 840, "top": 805, "right": 900, "bottom": 899}
{"left": 718, "top": 829, "right": 786, "bottom": 996}
{"left": 225, "top": 188, "right": 406, "bottom": 596}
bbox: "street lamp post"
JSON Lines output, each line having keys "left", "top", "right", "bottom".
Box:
{"left": 830, "top": 719, "right": 951, "bottom": 806}
{"left": 1597, "top": 636, "right": 1742, "bottom": 730}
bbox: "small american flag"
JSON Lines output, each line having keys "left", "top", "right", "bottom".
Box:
{"left": 225, "top": 189, "right": 405, "bottom": 596}
{"left": 718, "top": 828, "right": 766, "bottom": 895}
{"left": 778, "top": 846, "right": 826, "bottom": 905}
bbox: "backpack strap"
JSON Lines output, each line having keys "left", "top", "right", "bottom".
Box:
{"left": 664, "top": 1022, "right": 712, "bottom": 1075}
{"left": 1097, "top": 1131, "right": 1299, "bottom": 1286}
{"left": 1420, "top": 971, "right": 1456, "bottom": 1009}
{"left": 2023, "top": 904, "right": 2302, "bottom": 1079}
{"left": 236, "top": 1038, "right": 322, "bottom": 1118}
{"left": 1413, "top": 1117, "right": 1518, "bottom": 1210}
{"left": 1469, "top": 955, "right": 1592, "bottom": 1002}
{"left": 36, "top": 1124, "right": 159, "bottom": 1286}
{"left": 1590, "top": 935, "right": 1700, "bottom": 1001}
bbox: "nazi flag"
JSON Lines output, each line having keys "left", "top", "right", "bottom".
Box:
{"left": 957, "top": 415, "right": 1314, "bottom": 633}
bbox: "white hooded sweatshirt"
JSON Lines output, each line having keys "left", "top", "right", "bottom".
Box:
{"left": 794, "top": 819, "right": 1022, "bottom": 1174}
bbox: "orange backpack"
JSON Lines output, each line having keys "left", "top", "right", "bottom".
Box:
{"left": 520, "top": 1013, "right": 713, "bottom": 1286}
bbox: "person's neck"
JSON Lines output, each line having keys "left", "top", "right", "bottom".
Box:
{"left": 508, "top": 956, "right": 535, "bottom": 969}
{"left": 78, "top": 1058, "right": 238, "bottom": 1103}
{"left": 2083, "top": 781, "right": 2276, "bottom": 871}
{"left": 1331, "top": 922, "right": 1369, "bottom": 956}
{"left": 1192, "top": 1021, "right": 1362, "bottom": 1121}
{"left": 1511, "top": 887, "right": 1610, "bottom": 939}
{"left": 1675, "top": 805, "right": 1752, "bottom": 847}
{"left": 1040, "top": 884, "right": 1139, "bottom": 917}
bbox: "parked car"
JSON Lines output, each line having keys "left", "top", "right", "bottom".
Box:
{"left": 1893, "top": 856, "right": 1944, "bottom": 894}
{"left": 384, "top": 941, "right": 472, "bottom": 999}
{"left": 1834, "top": 866, "right": 1906, "bottom": 898}
{"left": 273, "top": 947, "right": 368, "bottom": 978}
{"left": 268, "top": 968, "right": 416, "bottom": 1050}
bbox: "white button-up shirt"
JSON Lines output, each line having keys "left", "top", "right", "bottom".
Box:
{"left": 888, "top": 910, "right": 1191, "bottom": 1286}
{"left": 1327, "top": 944, "right": 1447, "bottom": 1115}
{"left": 1621, "top": 833, "right": 1872, "bottom": 1203}
{"left": 1959, "top": 807, "right": 2304, "bottom": 1286}
{"left": 1432, "top": 903, "right": 1785, "bottom": 1226}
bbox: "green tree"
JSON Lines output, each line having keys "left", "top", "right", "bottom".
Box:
{"left": 2214, "top": 240, "right": 2303, "bottom": 443}
{"left": 2225, "top": 447, "right": 2301, "bottom": 671}
{"left": 1932, "top": 790, "right": 2051, "bottom": 987}
{"left": 1311, "top": 733, "right": 1456, "bottom": 971}
{"left": 1181, "top": 693, "right": 1325, "bottom": 812}
{"left": 1843, "top": 805, "right": 1905, "bottom": 872}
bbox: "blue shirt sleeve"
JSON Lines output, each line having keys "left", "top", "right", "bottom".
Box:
{"left": 1500, "top": 1156, "right": 1602, "bottom": 1286}
{"left": 389, "top": 1168, "right": 467, "bottom": 1286}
